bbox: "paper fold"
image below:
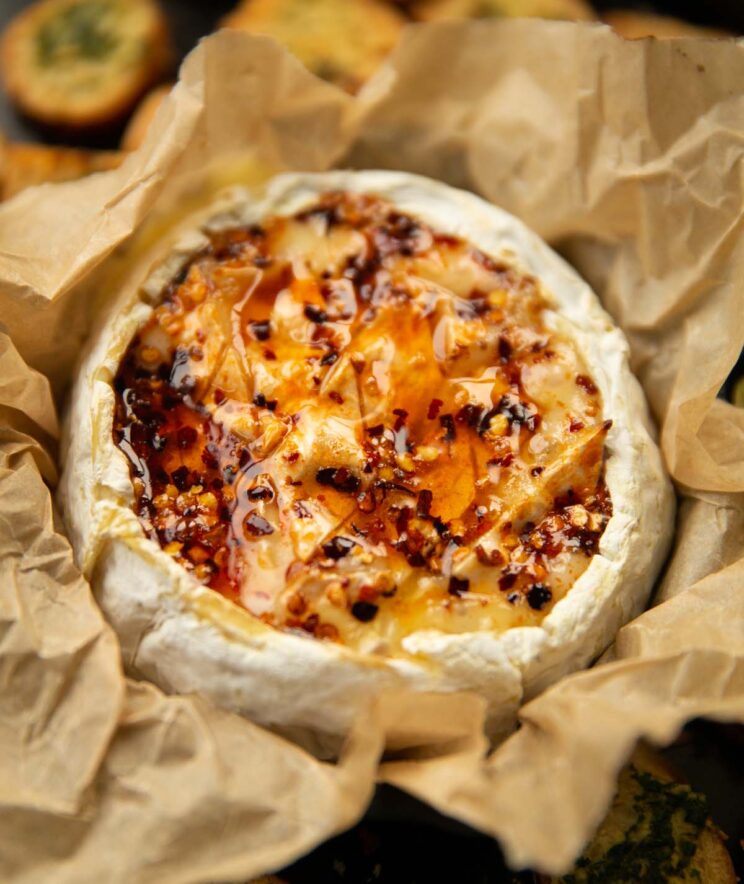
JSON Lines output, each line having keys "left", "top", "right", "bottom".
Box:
{"left": 1, "top": 22, "right": 743, "bottom": 880}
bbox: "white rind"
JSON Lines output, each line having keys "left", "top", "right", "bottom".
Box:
{"left": 58, "top": 171, "right": 675, "bottom": 744}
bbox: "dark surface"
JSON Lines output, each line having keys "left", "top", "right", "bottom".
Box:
{"left": 1, "top": 2, "right": 742, "bottom": 882}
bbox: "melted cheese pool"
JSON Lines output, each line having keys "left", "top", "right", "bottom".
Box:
{"left": 113, "top": 191, "right": 612, "bottom": 655}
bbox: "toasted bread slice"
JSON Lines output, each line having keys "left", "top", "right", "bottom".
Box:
{"left": 121, "top": 82, "right": 171, "bottom": 151}
{"left": 220, "top": 0, "right": 405, "bottom": 93}
{"left": 0, "top": 0, "right": 173, "bottom": 132}
{"left": 545, "top": 745, "right": 736, "bottom": 883}
{"left": 412, "top": 0, "right": 595, "bottom": 23}
{"left": 0, "top": 135, "right": 121, "bottom": 200}
{"left": 602, "top": 10, "right": 729, "bottom": 40}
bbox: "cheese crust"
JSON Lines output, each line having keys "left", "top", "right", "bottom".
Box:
{"left": 59, "top": 171, "right": 675, "bottom": 742}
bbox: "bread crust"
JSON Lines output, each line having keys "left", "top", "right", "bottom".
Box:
{"left": 220, "top": 0, "right": 405, "bottom": 93}
{"left": 0, "top": 0, "right": 173, "bottom": 132}
{"left": 0, "top": 134, "right": 122, "bottom": 200}
{"left": 120, "top": 83, "right": 171, "bottom": 151}
{"left": 412, "top": 0, "right": 595, "bottom": 23}
{"left": 59, "top": 171, "right": 675, "bottom": 743}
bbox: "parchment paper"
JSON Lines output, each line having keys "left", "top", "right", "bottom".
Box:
{"left": 1, "top": 22, "right": 743, "bottom": 881}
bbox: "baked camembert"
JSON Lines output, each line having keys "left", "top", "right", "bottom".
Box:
{"left": 60, "top": 172, "right": 674, "bottom": 740}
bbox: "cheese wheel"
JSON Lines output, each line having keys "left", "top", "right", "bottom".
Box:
{"left": 59, "top": 171, "right": 674, "bottom": 743}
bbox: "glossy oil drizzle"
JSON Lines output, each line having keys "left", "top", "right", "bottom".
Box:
{"left": 113, "top": 192, "right": 612, "bottom": 654}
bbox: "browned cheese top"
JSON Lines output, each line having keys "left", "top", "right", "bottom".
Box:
{"left": 113, "top": 192, "right": 612, "bottom": 654}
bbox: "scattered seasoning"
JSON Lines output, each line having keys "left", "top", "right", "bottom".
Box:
{"left": 499, "top": 569, "right": 519, "bottom": 591}
{"left": 244, "top": 513, "right": 274, "bottom": 537}
{"left": 526, "top": 583, "right": 552, "bottom": 610}
{"left": 177, "top": 425, "right": 197, "bottom": 448}
{"left": 292, "top": 500, "right": 311, "bottom": 518}
{"left": 322, "top": 536, "right": 357, "bottom": 560}
{"left": 247, "top": 485, "right": 273, "bottom": 501}
{"left": 497, "top": 336, "right": 512, "bottom": 363}
{"left": 249, "top": 320, "right": 271, "bottom": 341}
{"left": 304, "top": 304, "right": 328, "bottom": 323}
{"left": 392, "top": 408, "right": 408, "bottom": 431}
{"left": 494, "top": 394, "right": 540, "bottom": 433}
{"left": 315, "top": 466, "right": 361, "bottom": 494}
{"left": 416, "top": 489, "right": 433, "bottom": 517}
{"left": 112, "top": 190, "right": 614, "bottom": 646}
{"left": 569, "top": 418, "right": 585, "bottom": 433}
{"left": 351, "top": 600, "right": 378, "bottom": 622}
{"left": 576, "top": 374, "right": 598, "bottom": 395}
{"left": 286, "top": 591, "right": 306, "bottom": 616}
{"left": 448, "top": 575, "right": 470, "bottom": 597}
{"left": 427, "top": 398, "right": 443, "bottom": 419}
{"left": 439, "top": 413, "right": 456, "bottom": 442}
{"left": 475, "top": 544, "right": 504, "bottom": 566}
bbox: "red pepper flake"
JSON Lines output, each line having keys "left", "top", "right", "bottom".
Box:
{"left": 475, "top": 544, "right": 504, "bottom": 566}
{"left": 322, "top": 536, "right": 357, "bottom": 560}
{"left": 286, "top": 591, "right": 306, "bottom": 616}
{"left": 285, "top": 451, "right": 300, "bottom": 464}
{"left": 357, "top": 584, "right": 379, "bottom": 603}
{"left": 351, "top": 600, "right": 378, "bottom": 622}
{"left": 439, "top": 414, "right": 456, "bottom": 442}
{"left": 576, "top": 374, "right": 598, "bottom": 395}
{"left": 214, "top": 388, "right": 226, "bottom": 405}
{"left": 456, "top": 403, "right": 484, "bottom": 427}
{"left": 526, "top": 583, "right": 552, "bottom": 611}
{"left": 244, "top": 513, "right": 274, "bottom": 537}
{"left": 263, "top": 348, "right": 277, "bottom": 361}
{"left": 365, "top": 424, "right": 384, "bottom": 437}
{"left": 304, "top": 304, "right": 328, "bottom": 323}
{"left": 488, "top": 453, "right": 514, "bottom": 468}
{"left": 301, "top": 614, "right": 320, "bottom": 634}
{"left": 249, "top": 320, "right": 271, "bottom": 341}
{"left": 177, "top": 425, "right": 198, "bottom": 449}
{"left": 329, "top": 391, "right": 344, "bottom": 404}
{"left": 499, "top": 569, "right": 518, "bottom": 591}
{"left": 416, "top": 489, "right": 433, "bottom": 518}
{"left": 569, "top": 418, "right": 585, "bottom": 432}
{"left": 357, "top": 489, "right": 377, "bottom": 513}
{"left": 171, "top": 465, "right": 190, "bottom": 490}
{"left": 247, "top": 485, "right": 273, "bottom": 501}
{"left": 316, "top": 622, "right": 339, "bottom": 640}
{"left": 292, "top": 500, "right": 311, "bottom": 518}
{"left": 427, "top": 398, "right": 443, "bottom": 420}
{"left": 392, "top": 408, "right": 408, "bottom": 431}
{"left": 497, "top": 336, "right": 512, "bottom": 363}
{"left": 530, "top": 466, "right": 544, "bottom": 477}
{"left": 316, "top": 466, "right": 361, "bottom": 494}
{"left": 448, "top": 575, "right": 470, "bottom": 597}
{"left": 320, "top": 350, "right": 338, "bottom": 366}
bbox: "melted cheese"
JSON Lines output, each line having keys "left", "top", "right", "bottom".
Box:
{"left": 112, "top": 191, "right": 613, "bottom": 654}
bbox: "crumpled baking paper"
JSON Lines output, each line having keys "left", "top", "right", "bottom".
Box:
{"left": 1, "top": 22, "right": 743, "bottom": 881}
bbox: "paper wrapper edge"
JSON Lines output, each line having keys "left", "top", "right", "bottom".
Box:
{"left": 1, "top": 23, "right": 744, "bottom": 880}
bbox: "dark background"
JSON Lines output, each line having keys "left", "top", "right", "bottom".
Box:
{"left": 1, "top": 2, "right": 742, "bottom": 881}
